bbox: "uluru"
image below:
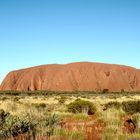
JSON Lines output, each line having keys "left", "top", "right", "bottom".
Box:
{"left": 1, "top": 62, "right": 140, "bottom": 92}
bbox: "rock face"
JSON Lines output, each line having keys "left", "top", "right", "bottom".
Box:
{"left": 1, "top": 62, "right": 140, "bottom": 92}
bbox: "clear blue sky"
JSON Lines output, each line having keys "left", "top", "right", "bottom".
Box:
{"left": 0, "top": 0, "right": 140, "bottom": 82}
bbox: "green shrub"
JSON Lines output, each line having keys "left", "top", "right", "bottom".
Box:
{"left": 122, "top": 101, "right": 140, "bottom": 114}
{"left": 13, "top": 97, "right": 20, "bottom": 102}
{"left": 67, "top": 99, "right": 96, "bottom": 115}
{"left": 1, "top": 97, "right": 7, "bottom": 101}
{"left": 58, "top": 96, "right": 67, "bottom": 104}
{"left": 0, "top": 109, "right": 10, "bottom": 128}
{"left": 102, "top": 89, "right": 109, "bottom": 93}
{"left": 0, "top": 112, "right": 36, "bottom": 139}
{"left": 42, "top": 113, "right": 60, "bottom": 137}
{"left": 104, "top": 101, "right": 121, "bottom": 110}
{"left": 34, "top": 103, "right": 46, "bottom": 109}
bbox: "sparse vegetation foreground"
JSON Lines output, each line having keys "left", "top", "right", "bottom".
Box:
{"left": 0, "top": 91, "right": 140, "bottom": 139}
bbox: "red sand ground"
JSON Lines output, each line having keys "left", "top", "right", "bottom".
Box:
{"left": 62, "top": 115, "right": 105, "bottom": 140}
